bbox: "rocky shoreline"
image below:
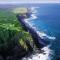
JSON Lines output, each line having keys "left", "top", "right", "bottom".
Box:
{"left": 17, "top": 14, "right": 49, "bottom": 49}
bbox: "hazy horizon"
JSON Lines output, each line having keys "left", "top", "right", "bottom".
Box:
{"left": 0, "top": 0, "right": 60, "bottom": 4}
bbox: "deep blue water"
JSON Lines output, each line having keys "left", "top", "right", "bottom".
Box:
{"left": 27, "top": 4, "right": 60, "bottom": 59}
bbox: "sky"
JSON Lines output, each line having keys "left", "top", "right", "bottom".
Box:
{"left": 0, "top": 0, "right": 60, "bottom": 4}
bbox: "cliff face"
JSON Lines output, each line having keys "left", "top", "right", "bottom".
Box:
{"left": 17, "top": 15, "right": 47, "bottom": 49}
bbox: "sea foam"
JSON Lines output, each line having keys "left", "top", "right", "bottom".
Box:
{"left": 22, "top": 46, "right": 54, "bottom": 60}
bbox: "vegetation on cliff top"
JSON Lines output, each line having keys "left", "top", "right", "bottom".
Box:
{"left": 0, "top": 9, "right": 33, "bottom": 53}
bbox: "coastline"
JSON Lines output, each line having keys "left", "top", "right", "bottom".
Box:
{"left": 17, "top": 14, "right": 54, "bottom": 60}
{"left": 17, "top": 14, "right": 50, "bottom": 49}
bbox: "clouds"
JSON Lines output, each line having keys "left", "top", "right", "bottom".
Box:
{"left": 0, "top": 0, "right": 60, "bottom": 3}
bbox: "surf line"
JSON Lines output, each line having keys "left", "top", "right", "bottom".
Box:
{"left": 17, "top": 14, "right": 50, "bottom": 49}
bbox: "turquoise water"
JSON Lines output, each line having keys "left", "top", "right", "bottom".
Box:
{"left": 26, "top": 4, "right": 60, "bottom": 60}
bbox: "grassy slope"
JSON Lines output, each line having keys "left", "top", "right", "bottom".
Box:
{"left": 0, "top": 9, "right": 33, "bottom": 51}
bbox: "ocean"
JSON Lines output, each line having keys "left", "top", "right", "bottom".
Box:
{"left": 23, "top": 4, "right": 60, "bottom": 60}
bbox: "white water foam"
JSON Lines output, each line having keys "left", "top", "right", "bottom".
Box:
{"left": 37, "top": 31, "right": 56, "bottom": 40}
{"left": 30, "top": 7, "right": 39, "bottom": 13}
{"left": 22, "top": 46, "right": 54, "bottom": 60}
{"left": 24, "top": 14, "right": 37, "bottom": 20}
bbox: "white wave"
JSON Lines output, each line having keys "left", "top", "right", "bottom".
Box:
{"left": 22, "top": 46, "right": 54, "bottom": 60}
{"left": 30, "top": 7, "right": 39, "bottom": 13}
{"left": 31, "top": 14, "right": 37, "bottom": 19}
{"left": 24, "top": 14, "right": 37, "bottom": 21}
{"left": 25, "top": 20, "right": 34, "bottom": 27}
{"left": 25, "top": 18, "right": 39, "bottom": 31}
{"left": 37, "top": 31, "right": 56, "bottom": 40}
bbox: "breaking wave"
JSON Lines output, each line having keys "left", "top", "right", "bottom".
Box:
{"left": 22, "top": 46, "right": 54, "bottom": 60}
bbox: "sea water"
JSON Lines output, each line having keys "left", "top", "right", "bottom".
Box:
{"left": 22, "top": 4, "right": 60, "bottom": 60}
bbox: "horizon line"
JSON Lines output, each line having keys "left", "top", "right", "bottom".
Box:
{"left": 0, "top": 2, "right": 60, "bottom": 4}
